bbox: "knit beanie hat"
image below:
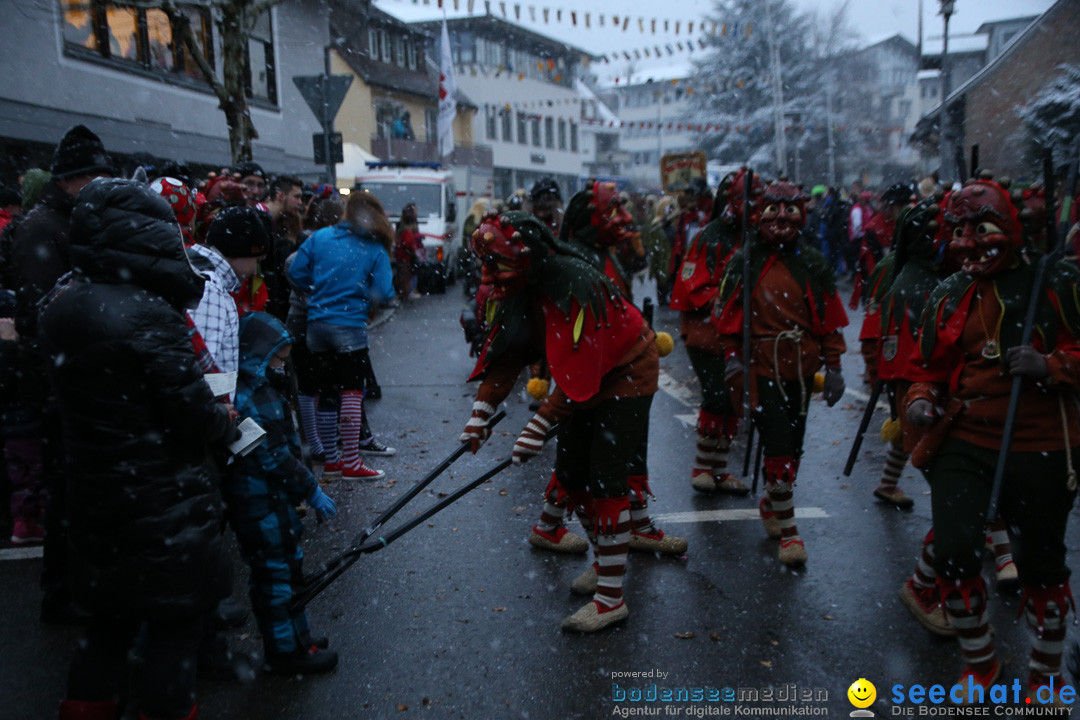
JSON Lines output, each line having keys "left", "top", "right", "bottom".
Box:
{"left": 205, "top": 205, "right": 271, "bottom": 258}
{"left": 151, "top": 177, "right": 196, "bottom": 245}
{"left": 233, "top": 161, "right": 265, "bottom": 180}
{"left": 50, "top": 125, "right": 116, "bottom": 180}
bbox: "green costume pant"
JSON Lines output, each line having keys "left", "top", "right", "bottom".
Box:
{"left": 555, "top": 395, "right": 653, "bottom": 498}
{"left": 927, "top": 436, "right": 1077, "bottom": 586}
{"left": 687, "top": 347, "right": 737, "bottom": 418}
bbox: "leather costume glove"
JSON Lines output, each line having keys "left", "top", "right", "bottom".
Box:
{"left": 1006, "top": 345, "right": 1049, "bottom": 379}
{"left": 822, "top": 366, "right": 845, "bottom": 407}
{"left": 308, "top": 487, "right": 337, "bottom": 521}
{"left": 724, "top": 356, "right": 745, "bottom": 382}
{"left": 592, "top": 496, "right": 630, "bottom": 535}
{"left": 906, "top": 398, "right": 940, "bottom": 428}
{"left": 512, "top": 409, "right": 554, "bottom": 465}
{"left": 460, "top": 401, "right": 496, "bottom": 454}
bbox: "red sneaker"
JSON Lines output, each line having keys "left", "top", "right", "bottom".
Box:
{"left": 11, "top": 518, "right": 45, "bottom": 545}
{"left": 342, "top": 462, "right": 385, "bottom": 481}
{"left": 952, "top": 660, "right": 1002, "bottom": 705}
{"left": 322, "top": 461, "right": 343, "bottom": 480}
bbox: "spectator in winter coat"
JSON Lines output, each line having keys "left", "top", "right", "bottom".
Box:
{"left": 288, "top": 190, "right": 396, "bottom": 481}
{"left": 39, "top": 178, "right": 238, "bottom": 720}
{"left": 0, "top": 124, "right": 115, "bottom": 617}
{"left": 228, "top": 312, "right": 338, "bottom": 674}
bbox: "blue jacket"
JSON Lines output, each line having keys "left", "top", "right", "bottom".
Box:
{"left": 287, "top": 223, "right": 394, "bottom": 328}
{"left": 228, "top": 312, "right": 318, "bottom": 523}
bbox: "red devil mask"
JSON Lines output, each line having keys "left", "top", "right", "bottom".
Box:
{"left": 471, "top": 212, "right": 532, "bottom": 298}
{"left": 756, "top": 181, "right": 806, "bottom": 249}
{"left": 722, "top": 169, "right": 763, "bottom": 229}
{"left": 944, "top": 181, "right": 1021, "bottom": 279}
{"left": 590, "top": 181, "right": 633, "bottom": 247}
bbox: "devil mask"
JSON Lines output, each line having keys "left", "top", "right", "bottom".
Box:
{"left": 471, "top": 211, "right": 532, "bottom": 298}
{"left": 756, "top": 181, "right": 806, "bottom": 249}
{"left": 944, "top": 181, "right": 1021, "bottom": 279}
{"left": 722, "top": 169, "right": 763, "bottom": 228}
{"left": 590, "top": 181, "right": 633, "bottom": 247}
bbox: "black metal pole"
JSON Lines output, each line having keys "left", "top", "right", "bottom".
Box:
{"left": 843, "top": 379, "right": 885, "bottom": 477}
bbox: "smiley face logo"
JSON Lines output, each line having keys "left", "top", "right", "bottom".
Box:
{"left": 847, "top": 678, "right": 876, "bottom": 709}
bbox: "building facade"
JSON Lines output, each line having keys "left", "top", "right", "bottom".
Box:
{"left": 414, "top": 14, "right": 599, "bottom": 201}
{"left": 0, "top": 0, "right": 331, "bottom": 183}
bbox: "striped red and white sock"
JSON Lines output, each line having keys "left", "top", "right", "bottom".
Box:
{"left": 340, "top": 390, "right": 365, "bottom": 470}
{"left": 987, "top": 520, "right": 1013, "bottom": 570}
{"left": 1027, "top": 597, "right": 1067, "bottom": 687}
{"left": 594, "top": 507, "right": 631, "bottom": 610}
{"left": 912, "top": 529, "right": 938, "bottom": 590}
{"left": 941, "top": 578, "right": 996, "bottom": 676}
{"left": 879, "top": 445, "right": 908, "bottom": 491}
{"left": 693, "top": 434, "right": 719, "bottom": 475}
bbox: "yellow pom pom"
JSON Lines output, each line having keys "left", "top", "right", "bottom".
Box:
{"left": 654, "top": 331, "right": 675, "bottom": 357}
{"left": 526, "top": 377, "right": 550, "bottom": 400}
{"left": 812, "top": 372, "right": 825, "bottom": 394}
{"left": 880, "top": 417, "right": 903, "bottom": 445}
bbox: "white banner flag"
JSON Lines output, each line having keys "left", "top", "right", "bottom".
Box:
{"left": 438, "top": 20, "right": 457, "bottom": 158}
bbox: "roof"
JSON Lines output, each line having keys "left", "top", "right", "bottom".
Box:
{"left": 975, "top": 16, "right": 1040, "bottom": 34}
{"left": 329, "top": 0, "right": 439, "bottom": 100}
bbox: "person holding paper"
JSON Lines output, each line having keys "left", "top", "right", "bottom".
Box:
{"left": 38, "top": 178, "right": 239, "bottom": 720}
{"left": 226, "top": 311, "right": 338, "bottom": 675}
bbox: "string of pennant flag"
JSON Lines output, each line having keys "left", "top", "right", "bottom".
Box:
{"left": 375, "top": 0, "right": 753, "bottom": 64}
{"left": 479, "top": 101, "right": 907, "bottom": 134}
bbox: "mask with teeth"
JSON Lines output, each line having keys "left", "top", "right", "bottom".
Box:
{"left": 756, "top": 181, "right": 806, "bottom": 249}
{"left": 591, "top": 181, "right": 634, "bottom": 247}
{"left": 944, "top": 181, "right": 1021, "bottom": 279}
{"left": 471, "top": 212, "right": 532, "bottom": 298}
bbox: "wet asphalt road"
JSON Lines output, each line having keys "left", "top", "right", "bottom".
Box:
{"left": 4, "top": 275, "right": 1080, "bottom": 720}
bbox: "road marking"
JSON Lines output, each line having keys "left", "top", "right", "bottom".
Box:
{"left": 658, "top": 370, "right": 696, "bottom": 408}
{"left": 651, "top": 507, "right": 830, "bottom": 524}
{"left": 0, "top": 546, "right": 43, "bottom": 561}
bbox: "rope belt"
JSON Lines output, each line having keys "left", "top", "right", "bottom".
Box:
{"left": 755, "top": 328, "right": 808, "bottom": 415}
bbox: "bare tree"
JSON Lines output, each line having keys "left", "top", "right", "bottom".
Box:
{"left": 150, "top": 0, "right": 286, "bottom": 163}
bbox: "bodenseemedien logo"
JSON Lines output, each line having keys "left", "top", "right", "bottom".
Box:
{"left": 848, "top": 678, "right": 876, "bottom": 717}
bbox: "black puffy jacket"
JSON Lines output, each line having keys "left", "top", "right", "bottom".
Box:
{"left": 38, "top": 178, "right": 237, "bottom": 620}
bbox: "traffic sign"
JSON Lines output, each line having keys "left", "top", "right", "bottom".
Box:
{"left": 293, "top": 74, "right": 353, "bottom": 121}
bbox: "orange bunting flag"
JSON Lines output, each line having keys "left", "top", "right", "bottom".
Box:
{"left": 675, "top": 21, "right": 680, "bottom": 34}
{"left": 688, "top": 21, "right": 694, "bottom": 34}
{"left": 746, "top": 23, "right": 752, "bottom": 38}
{"left": 571, "top": 11, "right": 577, "bottom": 25}
{"left": 585, "top": 13, "right": 590, "bottom": 28}
{"left": 638, "top": 18, "right": 644, "bottom": 32}
{"left": 553, "top": 73, "right": 562, "bottom": 82}
{"left": 536, "top": 61, "right": 544, "bottom": 71}
{"left": 547, "top": 58, "right": 555, "bottom": 70}
{"left": 514, "top": 4, "right": 520, "bottom": 20}
{"left": 622, "top": 17, "right": 629, "bottom": 30}
{"left": 722, "top": 23, "right": 727, "bottom": 36}
{"left": 651, "top": 19, "right": 656, "bottom": 33}
{"left": 542, "top": 7, "right": 548, "bottom": 22}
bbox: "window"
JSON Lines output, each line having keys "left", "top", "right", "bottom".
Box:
{"left": 452, "top": 31, "right": 475, "bottom": 64}
{"left": 531, "top": 116, "right": 540, "bottom": 147}
{"left": 558, "top": 119, "right": 566, "bottom": 150}
{"left": 395, "top": 37, "right": 406, "bottom": 67}
{"left": 424, "top": 108, "right": 437, "bottom": 142}
{"left": 406, "top": 41, "right": 419, "bottom": 70}
{"left": 380, "top": 30, "right": 391, "bottom": 65}
{"left": 517, "top": 112, "right": 527, "bottom": 145}
{"left": 570, "top": 122, "right": 578, "bottom": 152}
{"left": 369, "top": 28, "right": 379, "bottom": 60}
{"left": 61, "top": 1, "right": 214, "bottom": 83}
{"left": 485, "top": 106, "right": 497, "bottom": 140}
{"left": 501, "top": 109, "right": 512, "bottom": 142}
{"left": 375, "top": 102, "right": 401, "bottom": 140}
{"left": 544, "top": 117, "right": 554, "bottom": 149}
{"left": 245, "top": 8, "right": 276, "bottom": 104}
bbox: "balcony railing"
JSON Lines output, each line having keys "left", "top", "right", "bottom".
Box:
{"left": 370, "top": 137, "right": 493, "bottom": 168}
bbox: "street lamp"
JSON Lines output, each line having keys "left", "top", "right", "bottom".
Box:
{"left": 938, "top": 0, "right": 955, "bottom": 183}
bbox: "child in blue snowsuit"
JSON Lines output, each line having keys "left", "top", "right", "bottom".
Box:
{"left": 229, "top": 312, "right": 339, "bottom": 675}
